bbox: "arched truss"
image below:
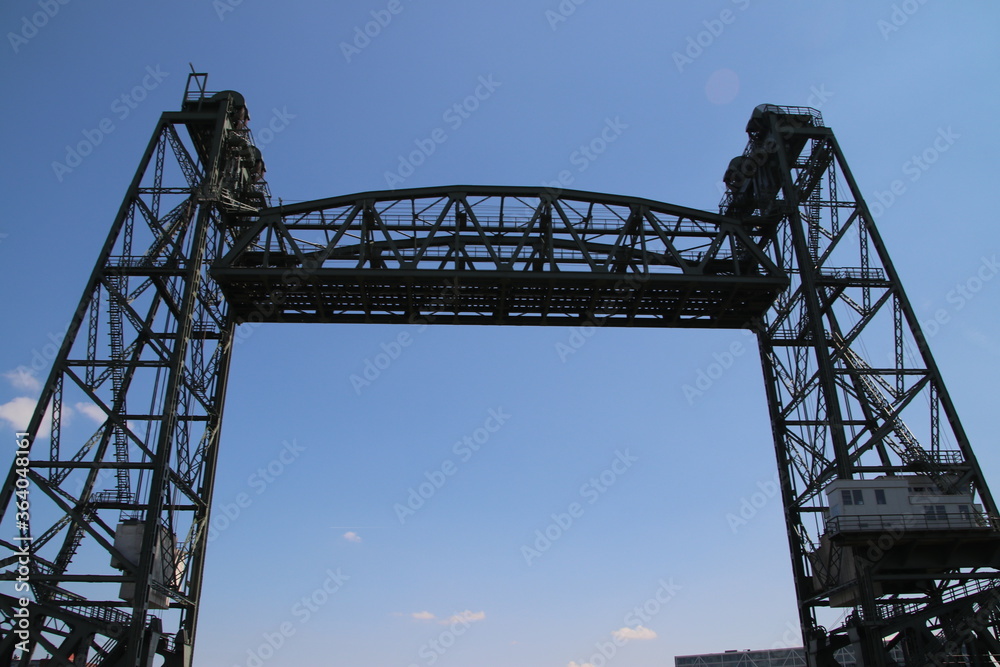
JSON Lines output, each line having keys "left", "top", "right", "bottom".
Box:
{"left": 212, "top": 185, "right": 787, "bottom": 327}
{"left": 1, "top": 77, "right": 999, "bottom": 667}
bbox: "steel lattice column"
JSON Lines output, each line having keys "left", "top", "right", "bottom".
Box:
{"left": 731, "top": 105, "right": 1000, "bottom": 667}
{"left": 0, "top": 75, "right": 267, "bottom": 666}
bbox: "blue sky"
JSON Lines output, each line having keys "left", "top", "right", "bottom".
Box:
{"left": 1, "top": 2, "right": 999, "bottom": 666}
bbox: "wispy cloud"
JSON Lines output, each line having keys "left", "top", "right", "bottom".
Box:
{"left": 343, "top": 531, "right": 363, "bottom": 543}
{"left": 0, "top": 396, "right": 53, "bottom": 437}
{"left": 441, "top": 610, "right": 485, "bottom": 625}
{"left": 404, "top": 609, "right": 486, "bottom": 624}
{"left": 74, "top": 402, "right": 106, "bottom": 424}
{"left": 612, "top": 625, "right": 657, "bottom": 642}
{"left": 4, "top": 368, "right": 41, "bottom": 392}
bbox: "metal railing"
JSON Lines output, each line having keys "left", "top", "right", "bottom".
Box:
{"left": 755, "top": 104, "right": 824, "bottom": 127}
{"left": 108, "top": 255, "right": 186, "bottom": 270}
{"left": 826, "top": 511, "right": 1000, "bottom": 534}
{"left": 857, "top": 577, "right": 1000, "bottom": 623}
{"left": 818, "top": 267, "right": 886, "bottom": 282}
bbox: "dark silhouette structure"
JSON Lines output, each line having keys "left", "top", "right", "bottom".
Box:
{"left": 3, "top": 75, "right": 998, "bottom": 666}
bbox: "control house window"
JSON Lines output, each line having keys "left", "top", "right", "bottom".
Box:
{"left": 841, "top": 489, "right": 864, "bottom": 505}
{"left": 924, "top": 505, "right": 947, "bottom": 521}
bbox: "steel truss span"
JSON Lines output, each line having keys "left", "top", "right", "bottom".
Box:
{"left": 212, "top": 185, "right": 788, "bottom": 328}
{"left": 1, "top": 77, "right": 998, "bottom": 666}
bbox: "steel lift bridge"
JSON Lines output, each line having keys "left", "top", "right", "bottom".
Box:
{"left": 2, "top": 73, "right": 1000, "bottom": 666}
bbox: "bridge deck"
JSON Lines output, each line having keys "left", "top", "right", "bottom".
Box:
{"left": 212, "top": 268, "right": 786, "bottom": 327}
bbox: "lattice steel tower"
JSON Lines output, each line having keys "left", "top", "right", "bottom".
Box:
{"left": 2, "top": 77, "right": 998, "bottom": 666}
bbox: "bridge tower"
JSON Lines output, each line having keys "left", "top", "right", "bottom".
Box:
{"left": 729, "top": 105, "right": 1000, "bottom": 666}
{"left": 0, "top": 74, "right": 268, "bottom": 665}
